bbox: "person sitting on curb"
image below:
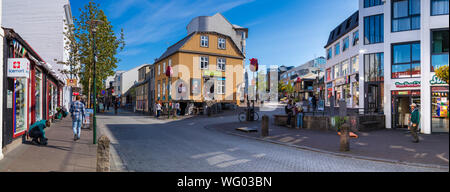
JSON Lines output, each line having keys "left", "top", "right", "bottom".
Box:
{"left": 27, "top": 119, "right": 50, "bottom": 145}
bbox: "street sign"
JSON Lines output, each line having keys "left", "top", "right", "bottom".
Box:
{"left": 7, "top": 58, "right": 30, "bottom": 78}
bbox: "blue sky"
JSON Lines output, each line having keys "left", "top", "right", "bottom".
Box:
{"left": 71, "top": 0, "right": 358, "bottom": 71}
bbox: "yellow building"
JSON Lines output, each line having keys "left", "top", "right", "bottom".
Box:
{"left": 154, "top": 31, "right": 245, "bottom": 113}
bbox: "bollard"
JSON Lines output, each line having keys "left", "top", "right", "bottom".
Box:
{"left": 97, "top": 135, "right": 110, "bottom": 172}
{"left": 340, "top": 123, "right": 350, "bottom": 152}
{"left": 261, "top": 115, "right": 269, "bottom": 137}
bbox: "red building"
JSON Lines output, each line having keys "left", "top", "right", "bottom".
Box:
{"left": 2, "top": 28, "right": 65, "bottom": 149}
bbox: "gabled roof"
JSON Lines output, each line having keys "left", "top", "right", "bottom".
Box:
{"left": 154, "top": 31, "right": 244, "bottom": 64}
{"left": 324, "top": 11, "right": 359, "bottom": 48}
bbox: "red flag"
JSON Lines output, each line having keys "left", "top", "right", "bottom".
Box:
{"left": 250, "top": 58, "right": 258, "bottom": 72}
{"left": 166, "top": 65, "right": 173, "bottom": 77}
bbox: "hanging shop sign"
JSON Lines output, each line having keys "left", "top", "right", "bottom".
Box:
{"left": 7, "top": 58, "right": 30, "bottom": 78}
{"left": 430, "top": 75, "right": 447, "bottom": 85}
{"left": 66, "top": 79, "right": 77, "bottom": 87}
{"left": 395, "top": 81, "right": 420, "bottom": 88}
{"left": 335, "top": 78, "right": 346, "bottom": 86}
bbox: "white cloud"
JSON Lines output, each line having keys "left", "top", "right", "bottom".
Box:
{"left": 107, "top": 0, "right": 255, "bottom": 47}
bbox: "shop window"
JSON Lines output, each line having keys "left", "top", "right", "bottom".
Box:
{"left": 431, "top": 86, "right": 449, "bottom": 133}
{"left": 35, "top": 70, "right": 42, "bottom": 122}
{"left": 14, "top": 78, "right": 28, "bottom": 137}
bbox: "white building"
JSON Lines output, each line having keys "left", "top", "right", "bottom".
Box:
{"left": 358, "top": 0, "right": 449, "bottom": 133}
{"left": 2, "top": 0, "right": 73, "bottom": 109}
{"left": 324, "top": 11, "right": 361, "bottom": 109}
{"left": 112, "top": 64, "right": 149, "bottom": 99}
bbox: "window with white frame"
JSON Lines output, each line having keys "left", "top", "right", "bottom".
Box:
{"left": 158, "top": 64, "right": 160, "bottom": 75}
{"left": 342, "top": 59, "right": 349, "bottom": 76}
{"left": 157, "top": 81, "right": 160, "bottom": 98}
{"left": 218, "top": 37, "right": 226, "bottom": 49}
{"left": 217, "top": 58, "right": 226, "bottom": 71}
{"left": 163, "top": 62, "right": 166, "bottom": 73}
{"left": 201, "top": 35, "right": 209, "bottom": 47}
{"left": 217, "top": 79, "right": 225, "bottom": 94}
{"left": 200, "top": 56, "right": 209, "bottom": 69}
{"left": 351, "top": 55, "right": 359, "bottom": 73}
{"left": 168, "top": 59, "right": 172, "bottom": 66}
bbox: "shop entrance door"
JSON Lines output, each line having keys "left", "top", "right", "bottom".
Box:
{"left": 392, "top": 90, "right": 420, "bottom": 129}
{"left": 393, "top": 96, "right": 411, "bottom": 129}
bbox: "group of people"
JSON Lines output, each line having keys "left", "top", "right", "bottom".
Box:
{"left": 283, "top": 97, "right": 421, "bottom": 143}
{"left": 155, "top": 102, "right": 181, "bottom": 119}
{"left": 284, "top": 99, "right": 306, "bottom": 128}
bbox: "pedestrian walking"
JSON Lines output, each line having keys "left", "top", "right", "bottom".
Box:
{"left": 114, "top": 98, "right": 119, "bottom": 115}
{"left": 156, "top": 102, "right": 162, "bottom": 118}
{"left": 409, "top": 103, "right": 420, "bottom": 143}
{"left": 70, "top": 95, "right": 86, "bottom": 141}
{"left": 286, "top": 99, "right": 295, "bottom": 128}
{"left": 175, "top": 102, "right": 180, "bottom": 116}
{"left": 311, "top": 95, "right": 317, "bottom": 111}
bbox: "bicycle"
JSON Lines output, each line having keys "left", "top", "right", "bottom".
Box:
{"left": 238, "top": 108, "right": 259, "bottom": 122}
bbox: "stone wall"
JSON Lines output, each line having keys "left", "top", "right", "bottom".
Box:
{"left": 273, "top": 114, "right": 386, "bottom": 132}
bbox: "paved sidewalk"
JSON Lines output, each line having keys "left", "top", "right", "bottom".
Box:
{"left": 0, "top": 117, "right": 97, "bottom": 172}
{"left": 208, "top": 119, "right": 449, "bottom": 169}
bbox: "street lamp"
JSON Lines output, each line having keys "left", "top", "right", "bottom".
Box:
{"left": 87, "top": 19, "right": 104, "bottom": 144}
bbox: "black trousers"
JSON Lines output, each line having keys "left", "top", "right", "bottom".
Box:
{"left": 410, "top": 124, "right": 419, "bottom": 142}
{"left": 29, "top": 129, "right": 47, "bottom": 145}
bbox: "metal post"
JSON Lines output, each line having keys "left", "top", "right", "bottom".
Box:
{"left": 93, "top": 30, "right": 97, "bottom": 144}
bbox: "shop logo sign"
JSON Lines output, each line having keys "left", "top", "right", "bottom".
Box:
{"left": 7, "top": 58, "right": 30, "bottom": 78}
{"left": 430, "top": 75, "right": 446, "bottom": 85}
{"left": 395, "top": 81, "right": 420, "bottom": 88}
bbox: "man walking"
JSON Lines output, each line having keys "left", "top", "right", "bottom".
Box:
{"left": 70, "top": 95, "right": 86, "bottom": 141}
{"left": 409, "top": 103, "right": 420, "bottom": 143}
{"left": 156, "top": 102, "right": 162, "bottom": 119}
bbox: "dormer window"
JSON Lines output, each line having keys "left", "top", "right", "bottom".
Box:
{"left": 201, "top": 35, "right": 209, "bottom": 47}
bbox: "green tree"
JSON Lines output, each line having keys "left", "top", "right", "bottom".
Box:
{"left": 435, "top": 65, "right": 449, "bottom": 84}
{"left": 66, "top": 1, "right": 125, "bottom": 107}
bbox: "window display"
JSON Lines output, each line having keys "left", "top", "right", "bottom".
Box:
{"left": 431, "top": 87, "right": 449, "bottom": 133}
{"left": 14, "top": 78, "right": 28, "bottom": 136}
{"left": 352, "top": 81, "right": 359, "bottom": 108}
{"left": 35, "top": 70, "right": 42, "bottom": 121}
